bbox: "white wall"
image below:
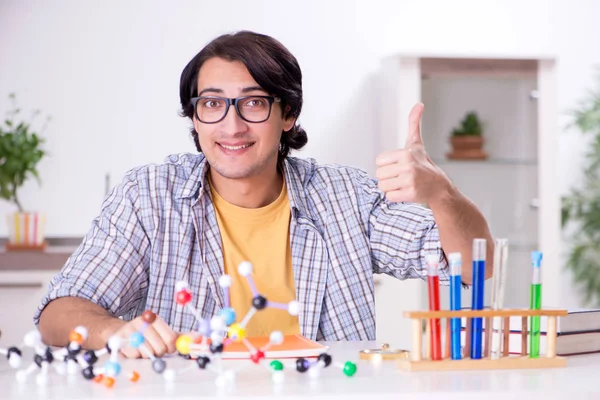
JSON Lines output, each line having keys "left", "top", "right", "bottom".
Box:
{"left": 0, "top": 0, "right": 375, "bottom": 238}
{"left": 1, "top": 0, "right": 599, "bottom": 307}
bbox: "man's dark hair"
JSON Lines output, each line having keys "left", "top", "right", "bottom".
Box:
{"left": 179, "top": 31, "right": 307, "bottom": 160}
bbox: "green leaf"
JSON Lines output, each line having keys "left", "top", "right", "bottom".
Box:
{"left": 0, "top": 93, "right": 48, "bottom": 210}
{"left": 451, "top": 111, "right": 483, "bottom": 136}
{"left": 563, "top": 68, "right": 600, "bottom": 306}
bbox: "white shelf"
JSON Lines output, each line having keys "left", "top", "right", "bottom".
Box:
{"left": 508, "top": 243, "right": 539, "bottom": 251}
{"left": 379, "top": 53, "right": 559, "bottom": 312}
{"left": 420, "top": 57, "right": 538, "bottom": 79}
{"left": 433, "top": 158, "right": 538, "bottom": 166}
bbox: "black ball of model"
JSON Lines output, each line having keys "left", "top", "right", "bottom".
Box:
{"left": 7, "top": 347, "right": 21, "bottom": 360}
{"left": 34, "top": 348, "right": 54, "bottom": 368}
{"left": 64, "top": 346, "right": 81, "bottom": 362}
{"left": 34, "top": 354, "right": 43, "bottom": 368}
{"left": 296, "top": 357, "right": 309, "bottom": 373}
{"left": 82, "top": 366, "right": 95, "bottom": 380}
{"left": 252, "top": 295, "right": 267, "bottom": 310}
{"left": 83, "top": 350, "right": 98, "bottom": 365}
{"left": 210, "top": 343, "right": 224, "bottom": 354}
{"left": 318, "top": 353, "right": 332, "bottom": 367}
{"left": 196, "top": 356, "right": 211, "bottom": 369}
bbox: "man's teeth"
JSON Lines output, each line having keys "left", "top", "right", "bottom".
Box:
{"left": 220, "top": 143, "right": 252, "bottom": 150}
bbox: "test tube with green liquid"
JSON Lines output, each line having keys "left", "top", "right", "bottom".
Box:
{"left": 529, "top": 251, "right": 543, "bottom": 358}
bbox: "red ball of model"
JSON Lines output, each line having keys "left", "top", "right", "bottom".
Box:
{"left": 175, "top": 290, "right": 192, "bottom": 305}
{"left": 250, "top": 350, "right": 265, "bottom": 364}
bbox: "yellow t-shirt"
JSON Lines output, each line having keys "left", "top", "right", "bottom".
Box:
{"left": 210, "top": 178, "right": 300, "bottom": 337}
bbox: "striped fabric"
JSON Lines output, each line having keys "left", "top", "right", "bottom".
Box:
{"left": 7, "top": 212, "right": 46, "bottom": 245}
{"left": 35, "top": 153, "right": 448, "bottom": 340}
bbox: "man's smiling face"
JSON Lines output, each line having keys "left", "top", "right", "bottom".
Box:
{"left": 193, "top": 57, "right": 294, "bottom": 180}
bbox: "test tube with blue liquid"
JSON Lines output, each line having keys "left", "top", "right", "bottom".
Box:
{"left": 470, "top": 238, "right": 486, "bottom": 359}
{"left": 448, "top": 252, "right": 462, "bottom": 360}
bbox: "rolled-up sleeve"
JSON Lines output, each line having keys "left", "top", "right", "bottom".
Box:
{"left": 364, "top": 180, "right": 449, "bottom": 283}
{"left": 34, "top": 171, "right": 151, "bottom": 325}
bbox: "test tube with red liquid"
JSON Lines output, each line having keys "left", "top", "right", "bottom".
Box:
{"left": 426, "top": 254, "right": 442, "bottom": 361}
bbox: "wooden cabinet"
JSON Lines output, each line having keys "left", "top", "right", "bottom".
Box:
{"left": 0, "top": 247, "right": 71, "bottom": 346}
{"left": 0, "top": 275, "right": 55, "bottom": 346}
{"left": 0, "top": 271, "right": 57, "bottom": 346}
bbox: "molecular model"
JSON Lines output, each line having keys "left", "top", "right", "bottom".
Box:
{"left": 8, "top": 259, "right": 357, "bottom": 389}
{"left": 14, "top": 330, "right": 68, "bottom": 385}
{"left": 0, "top": 337, "right": 22, "bottom": 370}
{"left": 12, "top": 326, "right": 102, "bottom": 386}
{"left": 169, "top": 261, "right": 357, "bottom": 386}
{"left": 271, "top": 353, "right": 357, "bottom": 383}
{"left": 10, "top": 316, "right": 170, "bottom": 388}
{"left": 80, "top": 311, "right": 168, "bottom": 387}
{"left": 52, "top": 326, "right": 88, "bottom": 375}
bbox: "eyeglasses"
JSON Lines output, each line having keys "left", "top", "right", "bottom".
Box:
{"left": 190, "top": 95, "right": 281, "bottom": 124}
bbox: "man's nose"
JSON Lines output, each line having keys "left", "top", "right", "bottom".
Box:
{"left": 221, "top": 103, "right": 248, "bottom": 132}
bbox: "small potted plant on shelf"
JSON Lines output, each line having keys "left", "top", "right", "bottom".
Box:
{"left": 0, "top": 93, "right": 49, "bottom": 251}
{"left": 446, "top": 111, "right": 488, "bottom": 160}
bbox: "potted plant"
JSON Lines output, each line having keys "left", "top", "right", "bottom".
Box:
{"left": 561, "top": 69, "right": 600, "bottom": 306}
{"left": 446, "top": 111, "right": 488, "bottom": 160}
{"left": 0, "top": 93, "right": 49, "bottom": 251}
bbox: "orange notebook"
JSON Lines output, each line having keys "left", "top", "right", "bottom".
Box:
{"left": 189, "top": 334, "right": 328, "bottom": 360}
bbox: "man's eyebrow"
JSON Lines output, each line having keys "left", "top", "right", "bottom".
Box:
{"left": 197, "top": 86, "right": 268, "bottom": 97}
{"left": 241, "top": 86, "right": 267, "bottom": 94}
{"left": 197, "top": 87, "right": 223, "bottom": 96}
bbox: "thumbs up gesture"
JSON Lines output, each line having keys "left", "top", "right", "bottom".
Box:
{"left": 375, "top": 103, "right": 451, "bottom": 205}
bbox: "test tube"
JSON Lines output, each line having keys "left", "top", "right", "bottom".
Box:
{"left": 529, "top": 251, "right": 543, "bottom": 358}
{"left": 489, "top": 239, "right": 509, "bottom": 360}
{"left": 448, "top": 252, "right": 462, "bottom": 360}
{"left": 470, "top": 238, "right": 486, "bottom": 360}
{"left": 426, "top": 254, "right": 442, "bottom": 361}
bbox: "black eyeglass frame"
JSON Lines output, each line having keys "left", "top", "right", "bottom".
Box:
{"left": 190, "top": 95, "right": 282, "bottom": 124}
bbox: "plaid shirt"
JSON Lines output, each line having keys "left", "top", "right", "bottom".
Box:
{"left": 35, "top": 153, "right": 448, "bottom": 341}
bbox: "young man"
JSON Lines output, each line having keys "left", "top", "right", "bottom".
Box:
{"left": 36, "top": 31, "right": 493, "bottom": 358}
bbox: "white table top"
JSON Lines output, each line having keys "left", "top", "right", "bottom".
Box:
{"left": 2, "top": 341, "right": 600, "bottom": 400}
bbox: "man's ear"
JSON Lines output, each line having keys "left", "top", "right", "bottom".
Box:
{"left": 192, "top": 115, "right": 201, "bottom": 134}
{"left": 282, "top": 105, "right": 295, "bottom": 132}
{"left": 283, "top": 118, "right": 296, "bottom": 132}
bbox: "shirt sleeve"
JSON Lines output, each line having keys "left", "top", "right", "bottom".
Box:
{"left": 363, "top": 177, "right": 450, "bottom": 283}
{"left": 34, "top": 171, "right": 151, "bottom": 325}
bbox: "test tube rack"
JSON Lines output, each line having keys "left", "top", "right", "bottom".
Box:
{"left": 396, "top": 308, "right": 568, "bottom": 371}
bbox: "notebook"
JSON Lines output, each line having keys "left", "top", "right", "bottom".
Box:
{"left": 189, "top": 334, "right": 329, "bottom": 359}
{"left": 459, "top": 329, "right": 600, "bottom": 356}
{"left": 460, "top": 309, "right": 600, "bottom": 334}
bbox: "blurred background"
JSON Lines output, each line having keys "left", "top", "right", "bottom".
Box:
{"left": 1, "top": 0, "right": 600, "bottom": 346}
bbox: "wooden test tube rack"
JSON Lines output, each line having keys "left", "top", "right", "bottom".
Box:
{"left": 396, "top": 309, "right": 568, "bottom": 371}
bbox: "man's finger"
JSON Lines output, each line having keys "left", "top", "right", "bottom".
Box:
{"left": 152, "top": 317, "right": 179, "bottom": 354}
{"left": 405, "top": 102, "right": 424, "bottom": 147}
{"left": 376, "top": 148, "right": 417, "bottom": 167}
{"left": 138, "top": 325, "right": 168, "bottom": 357}
{"left": 385, "top": 189, "right": 412, "bottom": 203}
{"left": 378, "top": 176, "right": 411, "bottom": 193}
{"left": 120, "top": 346, "right": 141, "bottom": 359}
{"left": 375, "top": 153, "right": 415, "bottom": 180}
{"left": 375, "top": 150, "right": 401, "bottom": 167}
{"left": 375, "top": 164, "right": 401, "bottom": 181}
{"left": 113, "top": 325, "right": 150, "bottom": 359}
